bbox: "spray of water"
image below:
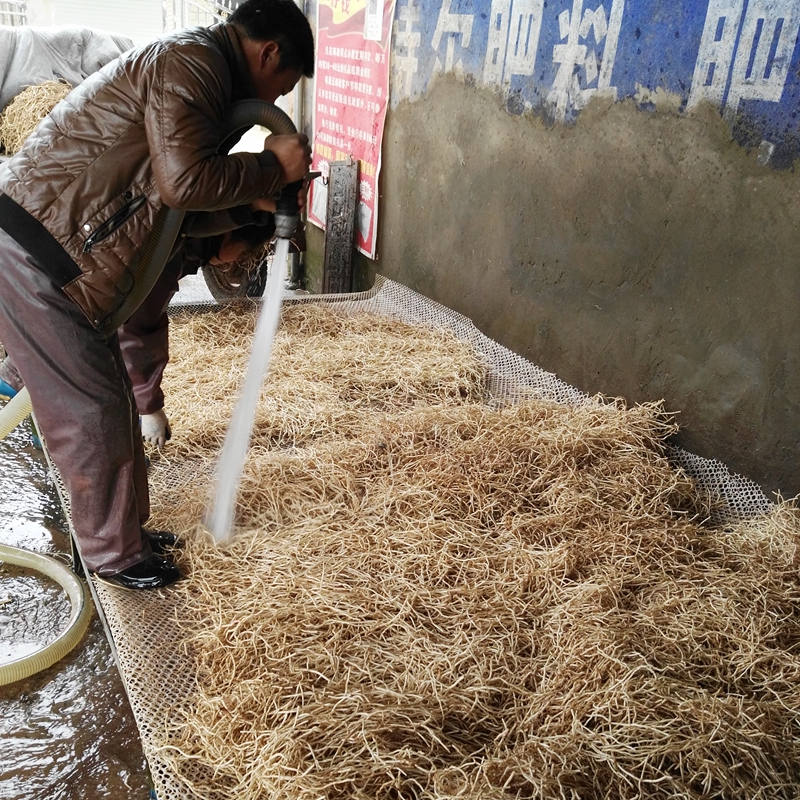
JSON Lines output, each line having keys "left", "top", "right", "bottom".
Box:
{"left": 206, "top": 237, "right": 291, "bottom": 542}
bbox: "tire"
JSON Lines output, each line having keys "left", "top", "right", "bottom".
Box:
{"left": 202, "top": 248, "right": 272, "bottom": 302}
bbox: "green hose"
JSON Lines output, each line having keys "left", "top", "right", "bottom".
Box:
{"left": 0, "top": 386, "right": 32, "bottom": 441}
{"left": 0, "top": 543, "right": 92, "bottom": 686}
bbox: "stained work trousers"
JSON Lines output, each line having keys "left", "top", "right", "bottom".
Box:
{"left": 117, "top": 251, "right": 184, "bottom": 415}
{"left": 2, "top": 252, "right": 183, "bottom": 415}
{"left": 0, "top": 228, "right": 152, "bottom": 574}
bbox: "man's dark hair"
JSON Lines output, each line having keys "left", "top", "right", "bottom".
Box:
{"left": 229, "top": 0, "right": 315, "bottom": 78}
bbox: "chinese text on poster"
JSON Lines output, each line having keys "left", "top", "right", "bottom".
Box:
{"left": 309, "top": 0, "right": 397, "bottom": 258}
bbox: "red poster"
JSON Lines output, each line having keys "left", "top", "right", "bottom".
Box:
{"left": 308, "top": 0, "right": 396, "bottom": 258}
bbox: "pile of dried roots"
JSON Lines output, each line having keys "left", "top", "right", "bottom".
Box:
{"left": 150, "top": 303, "right": 800, "bottom": 800}
{"left": 0, "top": 80, "right": 72, "bottom": 155}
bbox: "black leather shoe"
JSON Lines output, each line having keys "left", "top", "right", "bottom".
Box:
{"left": 142, "top": 528, "right": 180, "bottom": 555}
{"left": 96, "top": 554, "right": 181, "bottom": 590}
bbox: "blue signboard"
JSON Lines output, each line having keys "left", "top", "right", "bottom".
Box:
{"left": 390, "top": 0, "right": 800, "bottom": 167}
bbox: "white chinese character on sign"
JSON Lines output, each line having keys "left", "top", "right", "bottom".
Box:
{"left": 432, "top": 0, "right": 474, "bottom": 76}
{"left": 483, "top": 0, "right": 545, "bottom": 88}
{"left": 687, "top": 0, "right": 743, "bottom": 107}
{"left": 393, "top": 0, "right": 421, "bottom": 97}
{"left": 689, "top": 0, "right": 800, "bottom": 123}
{"left": 547, "top": 0, "right": 625, "bottom": 122}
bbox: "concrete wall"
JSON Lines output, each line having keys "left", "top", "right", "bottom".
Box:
{"left": 305, "top": 0, "right": 800, "bottom": 498}
{"left": 22, "top": 0, "right": 161, "bottom": 43}
{"left": 25, "top": 0, "right": 56, "bottom": 26}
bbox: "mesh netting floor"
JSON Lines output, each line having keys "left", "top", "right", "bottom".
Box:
{"left": 49, "top": 276, "right": 773, "bottom": 800}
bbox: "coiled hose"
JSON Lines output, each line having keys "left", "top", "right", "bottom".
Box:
{"left": 101, "top": 99, "right": 297, "bottom": 334}
{"left": 0, "top": 100, "right": 297, "bottom": 439}
{"left": 0, "top": 543, "right": 93, "bottom": 686}
{"left": 0, "top": 387, "right": 32, "bottom": 439}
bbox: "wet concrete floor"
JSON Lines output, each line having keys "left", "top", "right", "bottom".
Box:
{"left": 0, "top": 417, "right": 151, "bottom": 800}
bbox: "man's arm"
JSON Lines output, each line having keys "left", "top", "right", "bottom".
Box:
{"left": 118, "top": 253, "right": 185, "bottom": 418}
{"left": 183, "top": 205, "right": 274, "bottom": 238}
{"left": 143, "top": 43, "right": 291, "bottom": 212}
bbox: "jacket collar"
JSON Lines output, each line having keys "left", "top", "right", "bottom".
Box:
{"left": 210, "top": 23, "right": 257, "bottom": 101}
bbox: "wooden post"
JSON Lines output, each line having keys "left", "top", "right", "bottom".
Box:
{"left": 322, "top": 157, "right": 358, "bottom": 294}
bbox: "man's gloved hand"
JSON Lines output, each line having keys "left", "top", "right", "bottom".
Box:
{"left": 141, "top": 409, "right": 172, "bottom": 449}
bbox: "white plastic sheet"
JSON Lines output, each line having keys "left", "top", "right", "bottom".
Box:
{"left": 0, "top": 25, "right": 133, "bottom": 110}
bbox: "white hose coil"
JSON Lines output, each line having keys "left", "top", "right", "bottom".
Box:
{"left": 0, "top": 386, "right": 32, "bottom": 440}
{"left": 0, "top": 543, "right": 92, "bottom": 686}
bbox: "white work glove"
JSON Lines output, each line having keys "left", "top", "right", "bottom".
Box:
{"left": 141, "top": 409, "right": 172, "bottom": 449}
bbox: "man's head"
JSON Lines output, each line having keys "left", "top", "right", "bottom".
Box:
{"left": 229, "top": 0, "right": 315, "bottom": 103}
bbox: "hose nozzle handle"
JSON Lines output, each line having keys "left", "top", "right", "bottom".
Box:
{"left": 274, "top": 179, "right": 304, "bottom": 239}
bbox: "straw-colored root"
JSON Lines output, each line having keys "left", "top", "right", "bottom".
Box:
{"left": 149, "top": 303, "right": 800, "bottom": 800}
{"left": 0, "top": 80, "right": 72, "bottom": 154}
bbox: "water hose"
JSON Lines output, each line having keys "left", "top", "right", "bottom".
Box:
{"left": 0, "top": 543, "right": 92, "bottom": 686}
{"left": 0, "top": 100, "right": 298, "bottom": 438}
{"left": 0, "top": 386, "right": 32, "bottom": 440}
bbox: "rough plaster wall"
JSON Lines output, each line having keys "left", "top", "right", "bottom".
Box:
{"left": 367, "top": 74, "right": 800, "bottom": 498}
{"left": 25, "top": 0, "right": 56, "bottom": 26}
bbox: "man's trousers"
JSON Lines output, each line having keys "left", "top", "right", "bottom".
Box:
{"left": 0, "top": 228, "right": 152, "bottom": 574}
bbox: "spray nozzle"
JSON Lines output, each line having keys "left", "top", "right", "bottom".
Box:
{"left": 273, "top": 173, "right": 322, "bottom": 240}
{"left": 274, "top": 179, "right": 303, "bottom": 239}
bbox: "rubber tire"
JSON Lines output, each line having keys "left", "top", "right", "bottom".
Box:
{"left": 201, "top": 250, "right": 272, "bottom": 302}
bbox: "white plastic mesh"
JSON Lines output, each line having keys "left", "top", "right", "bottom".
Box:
{"left": 48, "top": 275, "right": 773, "bottom": 800}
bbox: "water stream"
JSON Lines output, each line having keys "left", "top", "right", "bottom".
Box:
{"left": 206, "top": 238, "right": 290, "bottom": 542}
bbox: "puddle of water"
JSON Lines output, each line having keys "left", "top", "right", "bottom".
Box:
{"left": 0, "top": 415, "right": 151, "bottom": 800}
{"left": 0, "top": 569, "right": 71, "bottom": 661}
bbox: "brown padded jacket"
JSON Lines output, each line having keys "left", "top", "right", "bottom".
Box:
{"left": 0, "top": 23, "right": 283, "bottom": 330}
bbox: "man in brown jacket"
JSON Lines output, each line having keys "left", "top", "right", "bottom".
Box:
{"left": 0, "top": 0, "right": 314, "bottom": 589}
